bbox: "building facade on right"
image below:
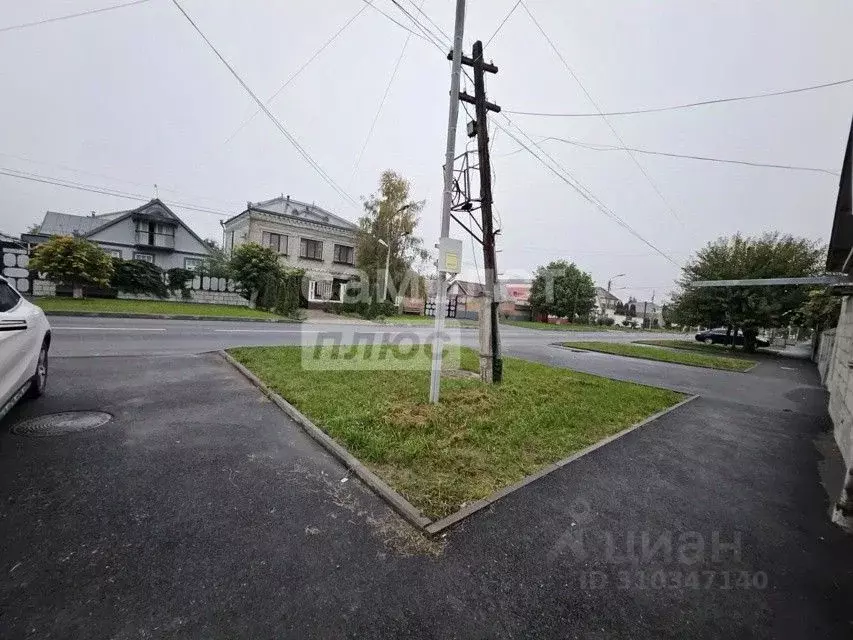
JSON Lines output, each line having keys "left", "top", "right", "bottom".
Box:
{"left": 819, "top": 115, "right": 853, "bottom": 529}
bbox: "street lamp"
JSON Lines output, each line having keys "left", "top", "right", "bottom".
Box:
{"left": 607, "top": 273, "right": 626, "bottom": 292}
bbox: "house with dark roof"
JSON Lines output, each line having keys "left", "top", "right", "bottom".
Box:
{"left": 223, "top": 195, "right": 359, "bottom": 304}
{"left": 21, "top": 199, "right": 211, "bottom": 270}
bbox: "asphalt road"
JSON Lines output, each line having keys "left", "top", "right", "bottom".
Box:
{"left": 47, "top": 315, "right": 686, "bottom": 357}
{"left": 1, "top": 316, "right": 850, "bottom": 638}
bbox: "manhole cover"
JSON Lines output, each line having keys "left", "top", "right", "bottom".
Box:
{"left": 11, "top": 411, "right": 113, "bottom": 437}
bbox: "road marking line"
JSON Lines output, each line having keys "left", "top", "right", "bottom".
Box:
{"left": 53, "top": 326, "right": 167, "bottom": 332}
{"left": 214, "top": 329, "right": 317, "bottom": 333}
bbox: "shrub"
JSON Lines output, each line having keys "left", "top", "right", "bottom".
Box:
{"left": 256, "top": 271, "right": 303, "bottom": 316}
{"left": 166, "top": 267, "right": 194, "bottom": 299}
{"left": 111, "top": 259, "right": 167, "bottom": 297}
{"left": 29, "top": 235, "right": 113, "bottom": 298}
{"left": 229, "top": 243, "right": 281, "bottom": 303}
{"left": 596, "top": 316, "right": 615, "bottom": 326}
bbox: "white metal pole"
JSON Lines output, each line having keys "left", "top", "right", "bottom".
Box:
{"left": 429, "top": 0, "right": 466, "bottom": 404}
{"left": 382, "top": 243, "right": 391, "bottom": 301}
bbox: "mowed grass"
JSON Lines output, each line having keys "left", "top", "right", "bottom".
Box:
{"left": 34, "top": 296, "right": 280, "bottom": 319}
{"left": 635, "top": 339, "right": 767, "bottom": 359}
{"left": 563, "top": 341, "right": 756, "bottom": 372}
{"left": 381, "top": 315, "right": 477, "bottom": 328}
{"left": 228, "top": 345, "right": 684, "bottom": 519}
{"left": 501, "top": 319, "right": 606, "bottom": 331}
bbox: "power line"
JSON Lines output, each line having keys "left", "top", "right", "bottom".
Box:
{"left": 170, "top": 0, "right": 358, "bottom": 209}
{"left": 536, "top": 137, "right": 840, "bottom": 175}
{"left": 505, "top": 77, "right": 853, "bottom": 118}
{"left": 364, "top": 0, "right": 679, "bottom": 267}
{"left": 390, "top": 0, "right": 447, "bottom": 47}
{"left": 0, "top": 167, "right": 233, "bottom": 217}
{"left": 404, "top": 0, "right": 450, "bottom": 45}
{"left": 222, "top": 4, "right": 370, "bottom": 147}
{"left": 0, "top": 151, "right": 246, "bottom": 209}
{"left": 520, "top": 1, "right": 688, "bottom": 232}
{"left": 351, "top": 3, "right": 421, "bottom": 179}
{"left": 485, "top": 0, "right": 521, "bottom": 49}
{"left": 359, "top": 0, "right": 431, "bottom": 43}
{"left": 0, "top": 0, "right": 151, "bottom": 34}
{"left": 495, "top": 116, "right": 681, "bottom": 267}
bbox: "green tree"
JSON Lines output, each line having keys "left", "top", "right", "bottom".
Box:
{"left": 200, "top": 238, "right": 232, "bottom": 278}
{"left": 791, "top": 288, "right": 841, "bottom": 331}
{"left": 529, "top": 260, "right": 596, "bottom": 322}
{"left": 356, "top": 170, "right": 428, "bottom": 302}
{"left": 29, "top": 235, "right": 113, "bottom": 299}
{"left": 229, "top": 242, "right": 282, "bottom": 305}
{"left": 670, "top": 232, "right": 824, "bottom": 351}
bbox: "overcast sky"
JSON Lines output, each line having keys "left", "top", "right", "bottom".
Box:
{"left": 1, "top": 0, "right": 850, "bottom": 302}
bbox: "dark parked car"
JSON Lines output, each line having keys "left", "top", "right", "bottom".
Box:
{"left": 695, "top": 328, "right": 770, "bottom": 348}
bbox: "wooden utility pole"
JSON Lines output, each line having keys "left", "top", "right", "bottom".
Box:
{"left": 459, "top": 40, "right": 501, "bottom": 382}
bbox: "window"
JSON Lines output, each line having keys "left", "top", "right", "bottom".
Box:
{"left": 184, "top": 257, "right": 203, "bottom": 271}
{"left": 133, "top": 252, "right": 154, "bottom": 263}
{"left": 105, "top": 249, "right": 122, "bottom": 259}
{"left": 333, "top": 244, "right": 354, "bottom": 265}
{"left": 0, "top": 280, "right": 21, "bottom": 312}
{"left": 300, "top": 238, "right": 323, "bottom": 260}
{"left": 262, "top": 231, "right": 287, "bottom": 254}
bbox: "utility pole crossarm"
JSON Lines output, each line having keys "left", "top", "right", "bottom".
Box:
{"left": 459, "top": 92, "right": 501, "bottom": 112}
{"left": 446, "top": 50, "right": 498, "bottom": 73}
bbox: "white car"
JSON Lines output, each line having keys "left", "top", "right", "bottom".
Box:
{"left": 0, "top": 275, "right": 50, "bottom": 421}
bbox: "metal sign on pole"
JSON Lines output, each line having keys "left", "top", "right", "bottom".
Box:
{"left": 429, "top": 0, "right": 466, "bottom": 404}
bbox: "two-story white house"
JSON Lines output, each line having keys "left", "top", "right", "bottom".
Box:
{"left": 23, "top": 199, "right": 211, "bottom": 270}
{"left": 222, "top": 195, "right": 359, "bottom": 304}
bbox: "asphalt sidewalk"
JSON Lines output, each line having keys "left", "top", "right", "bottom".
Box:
{"left": 0, "top": 353, "right": 851, "bottom": 638}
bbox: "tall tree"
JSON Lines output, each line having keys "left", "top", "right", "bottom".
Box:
{"left": 529, "top": 260, "right": 596, "bottom": 322}
{"left": 670, "top": 232, "right": 824, "bottom": 351}
{"left": 356, "top": 170, "right": 428, "bottom": 301}
{"left": 29, "top": 236, "right": 114, "bottom": 299}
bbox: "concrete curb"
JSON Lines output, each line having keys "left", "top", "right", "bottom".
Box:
{"left": 553, "top": 342, "right": 756, "bottom": 373}
{"left": 43, "top": 310, "right": 301, "bottom": 323}
{"left": 218, "top": 350, "right": 431, "bottom": 530}
{"left": 219, "top": 348, "right": 700, "bottom": 536}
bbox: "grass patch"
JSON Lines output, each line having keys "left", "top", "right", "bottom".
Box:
{"left": 501, "top": 320, "right": 607, "bottom": 331}
{"left": 635, "top": 339, "right": 767, "bottom": 359}
{"left": 33, "top": 297, "right": 281, "bottom": 319}
{"left": 380, "top": 315, "right": 477, "bottom": 328}
{"left": 501, "top": 320, "right": 686, "bottom": 333}
{"left": 563, "top": 341, "right": 756, "bottom": 372}
{"left": 227, "top": 345, "right": 684, "bottom": 520}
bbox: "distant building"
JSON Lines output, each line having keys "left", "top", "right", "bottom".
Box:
{"left": 594, "top": 286, "right": 622, "bottom": 316}
{"left": 223, "top": 195, "right": 358, "bottom": 304}
{"left": 22, "top": 199, "right": 211, "bottom": 270}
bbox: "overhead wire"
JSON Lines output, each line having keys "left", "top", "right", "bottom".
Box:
{"left": 222, "top": 3, "right": 371, "bottom": 147}
{"left": 519, "top": 0, "right": 688, "bottom": 232}
{"left": 170, "top": 0, "right": 358, "bottom": 209}
{"left": 351, "top": 1, "right": 425, "bottom": 179}
{"left": 504, "top": 77, "right": 853, "bottom": 117}
{"left": 359, "top": 0, "right": 431, "bottom": 42}
{"left": 0, "top": 167, "right": 233, "bottom": 217}
{"left": 0, "top": 151, "right": 246, "bottom": 209}
{"left": 384, "top": 0, "right": 681, "bottom": 267}
{"left": 523, "top": 136, "right": 839, "bottom": 175}
{"left": 0, "top": 0, "right": 151, "bottom": 34}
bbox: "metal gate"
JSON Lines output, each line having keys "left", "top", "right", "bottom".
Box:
{"left": 424, "top": 295, "right": 458, "bottom": 318}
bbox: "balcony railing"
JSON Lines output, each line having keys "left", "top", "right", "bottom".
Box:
{"left": 135, "top": 231, "right": 175, "bottom": 249}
